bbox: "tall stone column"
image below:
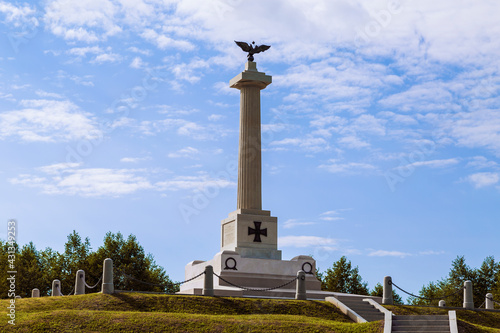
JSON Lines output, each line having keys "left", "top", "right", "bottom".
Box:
{"left": 220, "top": 61, "right": 280, "bottom": 260}
{"left": 230, "top": 61, "right": 271, "bottom": 211}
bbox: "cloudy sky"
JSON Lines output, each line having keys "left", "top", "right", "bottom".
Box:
{"left": 1, "top": 0, "right": 499, "bottom": 298}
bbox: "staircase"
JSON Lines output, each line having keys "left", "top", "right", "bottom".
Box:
{"left": 392, "top": 315, "right": 450, "bottom": 332}
{"left": 327, "top": 295, "right": 385, "bottom": 322}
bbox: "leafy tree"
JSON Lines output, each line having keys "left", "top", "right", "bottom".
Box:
{"left": 320, "top": 256, "right": 369, "bottom": 295}
{"left": 16, "top": 242, "right": 44, "bottom": 298}
{"left": 370, "top": 282, "right": 404, "bottom": 304}
{"left": 0, "top": 231, "right": 178, "bottom": 298}
{"left": 409, "top": 256, "right": 499, "bottom": 308}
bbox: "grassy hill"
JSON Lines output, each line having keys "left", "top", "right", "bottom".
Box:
{"left": 1, "top": 293, "right": 381, "bottom": 332}
{"left": 1, "top": 293, "right": 499, "bottom": 332}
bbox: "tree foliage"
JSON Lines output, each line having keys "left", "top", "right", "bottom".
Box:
{"left": 409, "top": 256, "right": 500, "bottom": 308}
{"left": 319, "top": 256, "right": 369, "bottom": 295}
{"left": 0, "top": 231, "right": 178, "bottom": 298}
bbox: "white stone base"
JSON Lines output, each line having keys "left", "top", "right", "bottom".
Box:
{"left": 179, "top": 250, "right": 323, "bottom": 298}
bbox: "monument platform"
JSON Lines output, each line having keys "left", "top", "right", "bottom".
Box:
{"left": 179, "top": 250, "right": 323, "bottom": 298}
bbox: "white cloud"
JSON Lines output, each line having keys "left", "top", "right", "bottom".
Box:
{"left": 465, "top": 156, "right": 498, "bottom": 170}
{"left": 0, "top": 1, "right": 38, "bottom": 27}
{"left": 319, "top": 159, "right": 377, "bottom": 175}
{"left": 270, "top": 136, "right": 328, "bottom": 153}
{"left": 120, "top": 157, "right": 151, "bottom": 163}
{"left": 282, "top": 219, "right": 316, "bottom": 229}
{"left": 156, "top": 173, "right": 235, "bottom": 191}
{"left": 10, "top": 163, "right": 153, "bottom": 197}
{"left": 0, "top": 99, "right": 100, "bottom": 142}
{"left": 368, "top": 250, "right": 412, "bottom": 258}
{"left": 44, "top": 0, "right": 122, "bottom": 42}
{"left": 168, "top": 147, "right": 200, "bottom": 158}
{"left": 279, "top": 235, "right": 339, "bottom": 248}
{"left": 466, "top": 172, "right": 499, "bottom": 189}
{"left": 394, "top": 158, "right": 460, "bottom": 171}
{"left": 130, "top": 56, "right": 145, "bottom": 69}
{"left": 141, "top": 28, "right": 194, "bottom": 51}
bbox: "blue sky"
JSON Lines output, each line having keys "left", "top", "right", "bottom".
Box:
{"left": 1, "top": 0, "right": 499, "bottom": 300}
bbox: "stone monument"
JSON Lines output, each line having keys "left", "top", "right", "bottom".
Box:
{"left": 179, "top": 51, "right": 323, "bottom": 298}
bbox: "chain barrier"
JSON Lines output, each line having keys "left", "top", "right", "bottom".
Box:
{"left": 116, "top": 269, "right": 205, "bottom": 290}
{"left": 213, "top": 272, "right": 298, "bottom": 292}
{"left": 390, "top": 280, "right": 465, "bottom": 301}
{"left": 487, "top": 296, "right": 500, "bottom": 306}
{"left": 84, "top": 275, "right": 102, "bottom": 289}
{"left": 57, "top": 285, "right": 74, "bottom": 296}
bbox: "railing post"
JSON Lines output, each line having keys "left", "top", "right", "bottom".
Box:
{"left": 51, "top": 279, "right": 62, "bottom": 296}
{"left": 463, "top": 280, "right": 473, "bottom": 310}
{"left": 382, "top": 276, "right": 393, "bottom": 305}
{"left": 102, "top": 258, "right": 114, "bottom": 294}
{"left": 295, "top": 270, "right": 307, "bottom": 300}
{"left": 75, "top": 269, "right": 85, "bottom": 295}
{"left": 439, "top": 300, "right": 446, "bottom": 307}
{"left": 485, "top": 293, "right": 494, "bottom": 310}
{"left": 31, "top": 288, "right": 40, "bottom": 297}
{"left": 203, "top": 265, "right": 214, "bottom": 296}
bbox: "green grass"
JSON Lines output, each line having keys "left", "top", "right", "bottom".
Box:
{"left": 385, "top": 305, "right": 500, "bottom": 333}
{"left": 0, "top": 293, "right": 382, "bottom": 332}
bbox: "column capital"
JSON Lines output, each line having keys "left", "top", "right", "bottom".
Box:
{"left": 230, "top": 61, "right": 272, "bottom": 90}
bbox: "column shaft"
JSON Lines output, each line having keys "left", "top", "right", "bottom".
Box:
{"left": 237, "top": 85, "right": 262, "bottom": 210}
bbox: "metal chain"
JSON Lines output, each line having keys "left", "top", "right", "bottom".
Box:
{"left": 485, "top": 296, "right": 500, "bottom": 307}
{"left": 57, "top": 285, "right": 74, "bottom": 296}
{"left": 213, "top": 272, "right": 298, "bottom": 292}
{"left": 117, "top": 269, "right": 205, "bottom": 288}
{"left": 84, "top": 275, "right": 102, "bottom": 289}
{"left": 391, "top": 281, "right": 464, "bottom": 301}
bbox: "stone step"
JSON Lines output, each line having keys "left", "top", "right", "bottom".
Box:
{"left": 392, "top": 315, "right": 450, "bottom": 333}
{"left": 393, "top": 315, "right": 448, "bottom": 321}
{"left": 393, "top": 319, "right": 450, "bottom": 326}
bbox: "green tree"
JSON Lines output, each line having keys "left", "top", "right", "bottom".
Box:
{"left": 320, "top": 256, "right": 369, "bottom": 295}
{"left": 370, "top": 282, "right": 404, "bottom": 304}
{"left": 16, "top": 242, "right": 44, "bottom": 298}
{"left": 409, "top": 256, "right": 499, "bottom": 308}
{"left": 87, "top": 232, "right": 178, "bottom": 293}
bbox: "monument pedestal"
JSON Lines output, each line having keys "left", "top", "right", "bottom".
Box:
{"left": 179, "top": 60, "right": 323, "bottom": 298}
{"left": 180, "top": 250, "right": 323, "bottom": 298}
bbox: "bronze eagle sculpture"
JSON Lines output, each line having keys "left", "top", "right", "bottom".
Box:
{"left": 234, "top": 41, "right": 270, "bottom": 62}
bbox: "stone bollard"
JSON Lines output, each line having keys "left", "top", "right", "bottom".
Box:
{"left": 382, "top": 276, "right": 393, "bottom": 305}
{"left": 102, "top": 258, "right": 114, "bottom": 294}
{"left": 485, "top": 293, "right": 494, "bottom": 310}
{"left": 52, "top": 279, "right": 62, "bottom": 296}
{"left": 463, "top": 280, "right": 474, "bottom": 310}
{"left": 295, "top": 270, "right": 307, "bottom": 300}
{"left": 31, "top": 288, "right": 40, "bottom": 298}
{"left": 75, "top": 269, "right": 85, "bottom": 295}
{"left": 203, "top": 265, "right": 214, "bottom": 296}
{"left": 439, "top": 300, "right": 446, "bottom": 307}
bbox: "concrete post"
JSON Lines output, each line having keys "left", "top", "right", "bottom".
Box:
{"left": 101, "top": 258, "right": 114, "bottom": 294}
{"left": 382, "top": 276, "right": 393, "bottom": 305}
{"left": 463, "top": 280, "right": 474, "bottom": 310}
{"left": 295, "top": 270, "right": 307, "bottom": 300}
{"left": 31, "top": 288, "right": 40, "bottom": 297}
{"left": 439, "top": 300, "right": 446, "bottom": 307}
{"left": 51, "top": 279, "right": 62, "bottom": 296}
{"left": 485, "top": 293, "right": 494, "bottom": 310}
{"left": 203, "top": 265, "right": 214, "bottom": 296}
{"left": 75, "top": 269, "right": 85, "bottom": 295}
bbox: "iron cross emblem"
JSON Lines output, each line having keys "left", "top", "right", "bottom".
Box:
{"left": 248, "top": 221, "right": 267, "bottom": 242}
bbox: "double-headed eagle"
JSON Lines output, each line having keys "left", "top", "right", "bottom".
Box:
{"left": 234, "top": 41, "right": 270, "bottom": 62}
